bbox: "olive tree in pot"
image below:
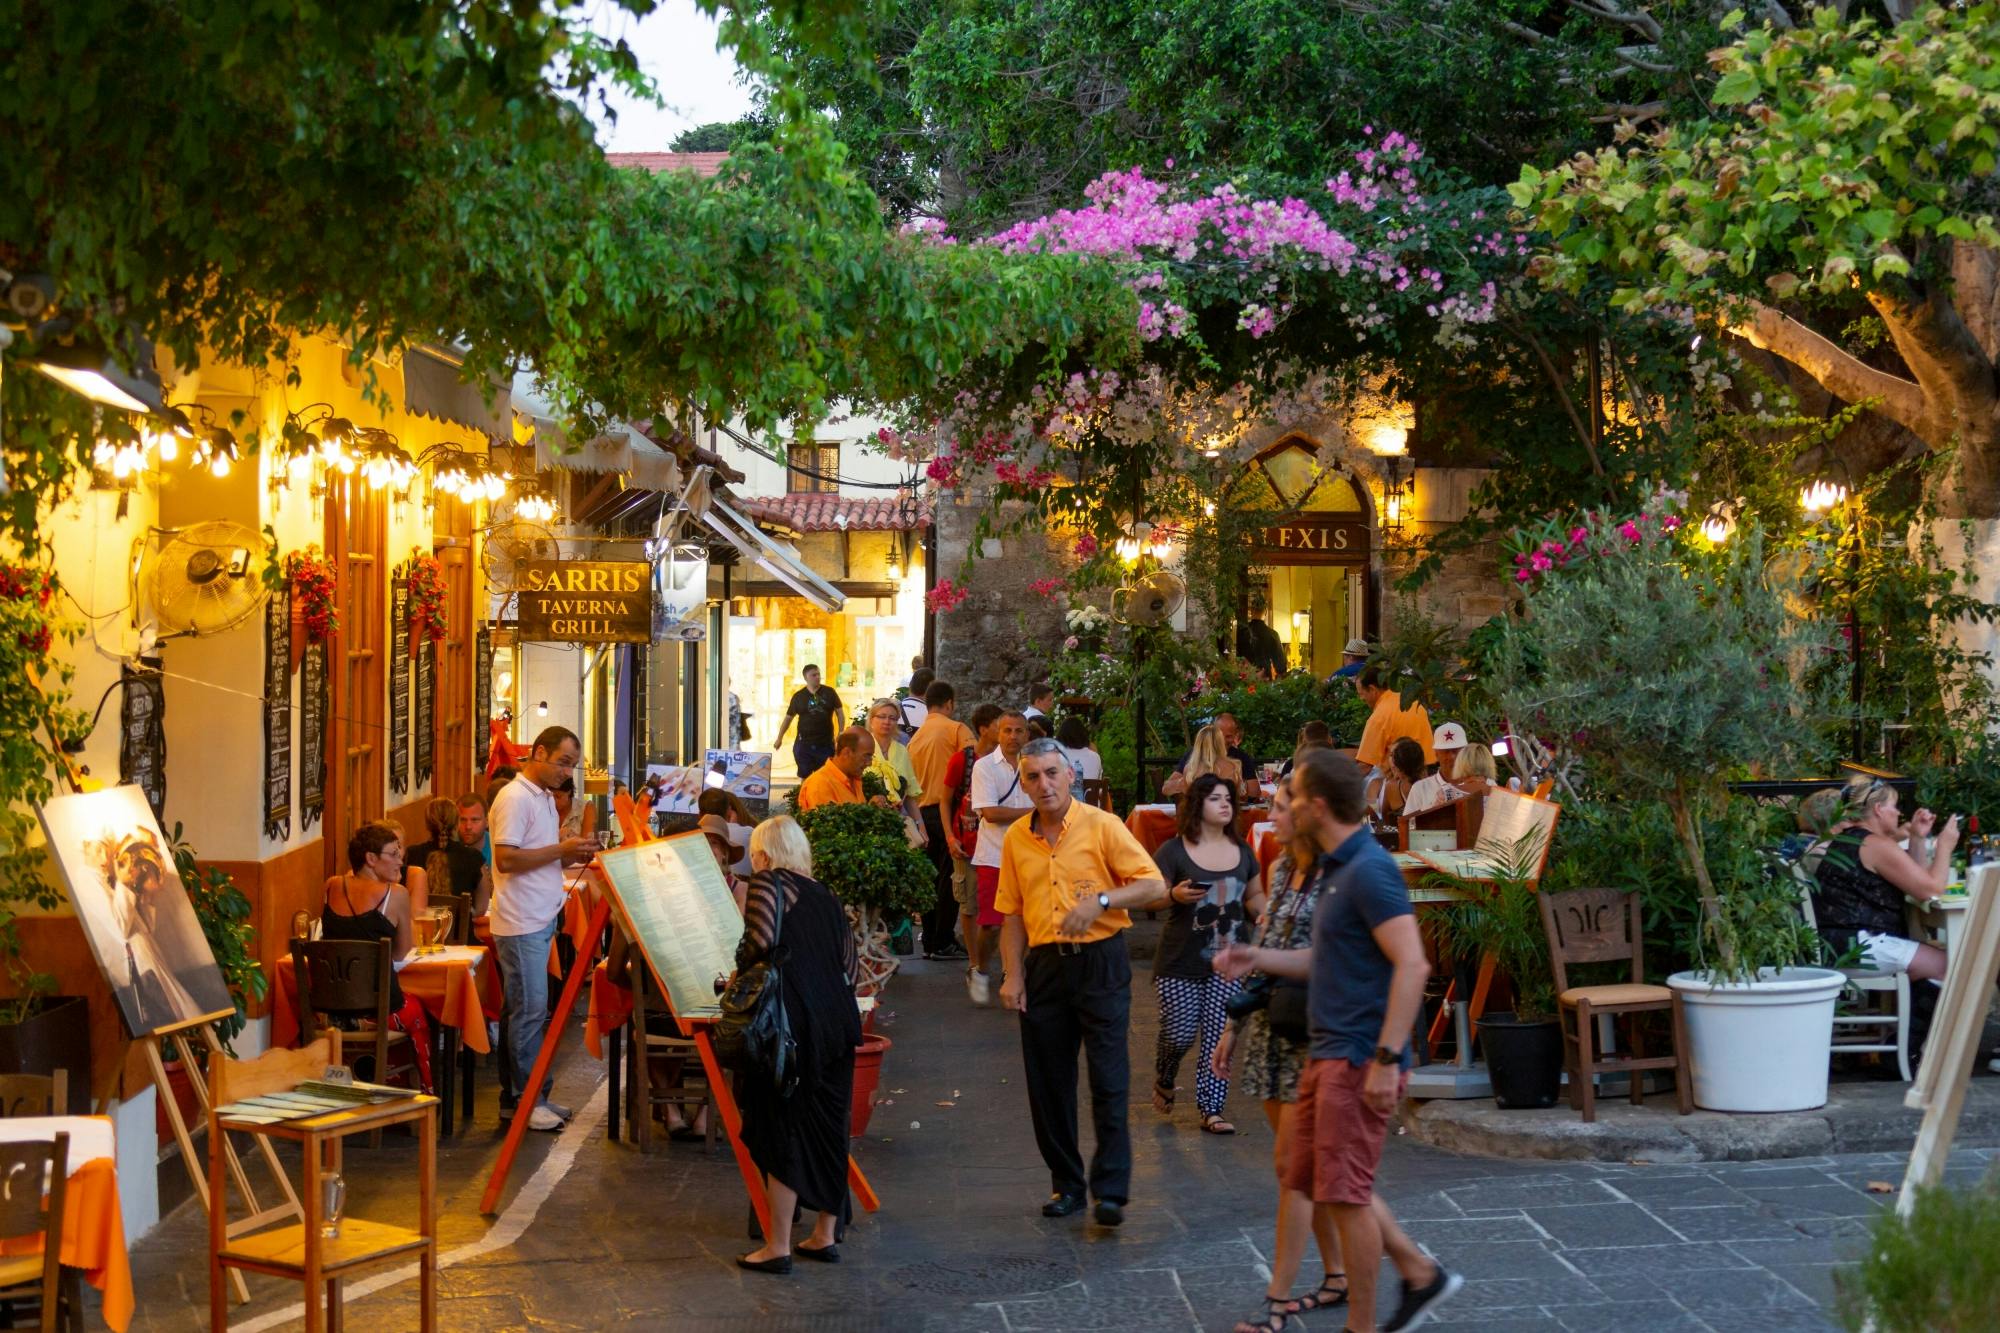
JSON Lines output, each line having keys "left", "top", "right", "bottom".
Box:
{"left": 1428, "top": 844, "right": 1562, "bottom": 1108}
{"left": 791, "top": 797, "right": 933, "bottom": 1135}
{"left": 1497, "top": 509, "right": 1843, "bottom": 1112}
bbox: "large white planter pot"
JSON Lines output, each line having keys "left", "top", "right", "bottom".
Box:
{"left": 1667, "top": 967, "right": 1845, "bottom": 1112}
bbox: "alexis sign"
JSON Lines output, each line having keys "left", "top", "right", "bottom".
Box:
{"left": 1249, "top": 516, "right": 1369, "bottom": 565}
{"left": 518, "top": 560, "right": 651, "bottom": 643}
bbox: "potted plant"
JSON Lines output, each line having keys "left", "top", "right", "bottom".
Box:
{"left": 1427, "top": 843, "right": 1563, "bottom": 1109}
{"left": 153, "top": 826, "right": 266, "bottom": 1139}
{"left": 791, "top": 797, "right": 934, "bottom": 1135}
{"left": 1497, "top": 508, "right": 1846, "bottom": 1112}
{"left": 0, "top": 565, "right": 90, "bottom": 1112}
{"left": 1835, "top": 1179, "right": 2000, "bottom": 1332}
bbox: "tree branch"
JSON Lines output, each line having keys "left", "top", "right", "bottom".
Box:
{"left": 1501, "top": 315, "right": 1608, "bottom": 482}
{"left": 1866, "top": 282, "right": 1999, "bottom": 438}
{"left": 1728, "top": 300, "right": 1933, "bottom": 439}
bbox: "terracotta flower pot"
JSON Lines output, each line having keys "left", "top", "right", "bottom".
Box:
{"left": 849, "top": 1033, "right": 892, "bottom": 1138}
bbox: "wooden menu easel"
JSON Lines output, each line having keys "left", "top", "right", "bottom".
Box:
{"left": 146, "top": 1009, "right": 305, "bottom": 1304}
{"left": 1899, "top": 861, "right": 2000, "bottom": 1216}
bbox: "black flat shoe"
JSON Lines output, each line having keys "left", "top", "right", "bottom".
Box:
{"left": 1042, "top": 1192, "right": 1087, "bottom": 1218}
{"left": 795, "top": 1242, "right": 841, "bottom": 1263}
{"left": 735, "top": 1253, "right": 793, "bottom": 1274}
{"left": 1093, "top": 1199, "right": 1125, "bottom": 1227}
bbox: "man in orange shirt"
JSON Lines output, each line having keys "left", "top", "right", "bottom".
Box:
{"left": 1352, "top": 666, "right": 1434, "bottom": 808}
{"left": 795, "top": 728, "right": 873, "bottom": 811}
{"left": 997, "top": 737, "right": 1164, "bottom": 1227}
{"left": 907, "top": 680, "right": 977, "bottom": 959}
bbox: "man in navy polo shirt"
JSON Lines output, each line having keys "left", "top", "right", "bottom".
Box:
{"left": 1216, "top": 748, "right": 1461, "bottom": 1332}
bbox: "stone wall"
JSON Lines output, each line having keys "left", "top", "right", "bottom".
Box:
{"left": 931, "top": 488, "right": 1077, "bottom": 704}
{"left": 1380, "top": 466, "right": 1511, "bottom": 635}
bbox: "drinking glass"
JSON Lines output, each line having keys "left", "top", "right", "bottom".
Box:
{"left": 430, "top": 906, "right": 453, "bottom": 947}
{"left": 320, "top": 1172, "right": 345, "bottom": 1240}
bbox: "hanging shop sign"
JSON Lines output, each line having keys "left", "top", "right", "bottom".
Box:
{"left": 651, "top": 543, "right": 710, "bottom": 629}
{"left": 264, "top": 587, "right": 293, "bottom": 841}
{"left": 415, "top": 640, "right": 434, "bottom": 788}
{"left": 1248, "top": 515, "right": 1370, "bottom": 566}
{"left": 299, "top": 640, "right": 327, "bottom": 831}
{"left": 474, "top": 626, "right": 493, "bottom": 769}
{"left": 389, "top": 573, "right": 411, "bottom": 794}
{"left": 518, "top": 560, "right": 651, "bottom": 644}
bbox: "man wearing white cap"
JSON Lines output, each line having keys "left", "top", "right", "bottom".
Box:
{"left": 1333, "top": 637, "right": 1370, "bottom": 679}
{"left": 1403, "top": 723, "right": 1468, "bottom": 816}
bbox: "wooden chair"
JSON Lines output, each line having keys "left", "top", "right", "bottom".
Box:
{"left": 1081, "top": 779, "right": 1114, "bottom": 812}
{"left": 1397, "top": 791, "right": 1484, "bottom": 852}
{"left": 289, "top": 910, "right": 314, "bottom": 943}
{"left": 627, "top": 957, "right": 715, "bottom": 1155}
{"left": 0, "top": 1132, "right": 78, "bottom": 1332}
{"left": 0, "top": 1073, "right": 65, "bottom": 1119}
{"left": 1537, "top": 888, "right": 1693, "bottom": 1123}
{"left": 291, "top": 940, "right": 421, "bottom": 1142}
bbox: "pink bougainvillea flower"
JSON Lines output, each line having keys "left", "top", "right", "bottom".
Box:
{"left": 926, "top": 579, "right": 970, "bottom": 613}
{"left": 1073, "top": 534, "right": 1100, "bottom": 558}
{"left": 1028, "top": 576, "right": 1065, "bottom": 600}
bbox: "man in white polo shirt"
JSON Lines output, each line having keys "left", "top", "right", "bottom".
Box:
{"left": 489, "top": 725, "right": 598, "bottom": 1131}
{"left": 1404, "top": 722, "right": 1468, "bottom": 817}
{"left": 967, "top": 711, "right": 1035, "bottom": 1005}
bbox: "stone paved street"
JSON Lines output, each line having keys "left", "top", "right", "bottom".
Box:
{"left": 131, "top": 935, "right": 1995, "bottom": 1332}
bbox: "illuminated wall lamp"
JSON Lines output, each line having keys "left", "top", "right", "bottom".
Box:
{"left": 1800, "top": 479, "right": 1848, "bottom": 516}
{"left": 29, "top": 323, "right": 164, "bottom": 414}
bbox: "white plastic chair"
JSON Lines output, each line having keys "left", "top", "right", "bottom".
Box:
{"left": 1790, "top": 857, "right": 1911, "bottom": 1081}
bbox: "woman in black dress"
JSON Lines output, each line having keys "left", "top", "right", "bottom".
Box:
{"left": 319, "top": 821, "right": 434, "bottom": 1092}
{"left": 733, "top": 815, "right": 861, "bottom": 1274}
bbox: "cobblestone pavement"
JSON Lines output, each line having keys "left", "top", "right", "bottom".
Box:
{"left": 130, "top": 934, "right": 1993, "bottom": 1331}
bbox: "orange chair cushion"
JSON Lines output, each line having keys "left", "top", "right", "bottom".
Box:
{"left": 1560, "top": 983, "right": 1673, "bottom": 1008}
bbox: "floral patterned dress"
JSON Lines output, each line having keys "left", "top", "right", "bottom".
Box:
{"left": 1235, "top": 853, "right": 1323, "bottom": 1104}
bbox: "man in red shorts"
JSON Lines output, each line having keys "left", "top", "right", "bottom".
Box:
{"left": 970, "top": 711, "right": 1036, "bottom": 987}
{"left": 1217, "top": 748, "right": 1461, "bottom": 1332}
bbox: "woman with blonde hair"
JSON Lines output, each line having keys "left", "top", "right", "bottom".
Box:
{"left": 733, "top": 815, "right": 862, "bottom": 1273}
{"left": 1163, "top": 723, "right": 1244, "bottom": 798}
{"left": 405, "top": 796, "right": 489, "bottom": 918}
{"left": 1449, "top": 744, "right": 1498, "bottom": 795}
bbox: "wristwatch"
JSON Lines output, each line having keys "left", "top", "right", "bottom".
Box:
{"left": 1095, "top": 892, "right": 1111, "bottom": 911}
{"left": 1372, "top": 1045, "right": 1401, "bottom": 1067}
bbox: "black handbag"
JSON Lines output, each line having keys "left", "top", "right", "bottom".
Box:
{"left": 714, "top": 874, "right": 799, "bottom": 1097}
{"left": 1266, "top": 981, "right": 1311, "bottom": 1042}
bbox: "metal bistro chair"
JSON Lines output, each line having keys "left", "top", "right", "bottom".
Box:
{"left": 0, "top": 1132, "right": 78, "bottom": 1332}
{"left": 291, "top": 938, "right": 423, "bottom": 1145}
{"left": 1788, "top": 858, "right": 1912, "bottom": 1081}
{"left": 0, "top": 1074, "right": 65, "bottom": 1120}
{"left": 1538, "top": 888, "right": 1694, "bottom": 1123}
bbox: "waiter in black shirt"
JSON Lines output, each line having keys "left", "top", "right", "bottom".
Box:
{"left": 774, "top": 663, "right": 845, "bottom": 781}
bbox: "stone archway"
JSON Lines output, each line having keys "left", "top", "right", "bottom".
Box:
{"left": 1233, "top": 433, "right": 1379, "bottom": 672}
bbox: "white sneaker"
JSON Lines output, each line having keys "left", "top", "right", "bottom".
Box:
{"left": 1989, "top": 1056, "right": 2000, "bottom": 1075}
{"left": 527, "top": 1105, "right": 564, "bottom": 1132}
{"left": 967, "top": 967, "right": 992, "bottom": 1007}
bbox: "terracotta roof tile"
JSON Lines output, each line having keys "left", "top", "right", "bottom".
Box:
{"left": 605, "top": 152, "right": 728, "bottom": 177}
{"left": 740, "top": 493, "right": 934, "bottom": 533}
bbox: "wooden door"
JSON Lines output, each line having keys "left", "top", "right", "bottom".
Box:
{"left": 433, "top": 497, "right": 475, "bottom": 798}
{"left": 325, "top": 475, "right": 386, "bottom": 876}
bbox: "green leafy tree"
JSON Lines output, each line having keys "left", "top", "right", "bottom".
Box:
{"left": 1495, "top": 510, "right": 1830, "bottom": 977}
{"left": 1510, "top": 5, "right": 2000, "bottom": 675}
{"left": 668, "top": 116, "right": 770, "bottom": 153}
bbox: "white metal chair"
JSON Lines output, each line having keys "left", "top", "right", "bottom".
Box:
{"left": 1789, "top": 857, "right": 1912, "bottom": 1081}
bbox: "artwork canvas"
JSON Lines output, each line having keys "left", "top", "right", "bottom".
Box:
{"left": 38, "top": 785, "right": 233, "bottom": 1037}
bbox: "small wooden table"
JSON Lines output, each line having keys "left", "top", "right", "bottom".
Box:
{"left": 210, "top": 1094, "right": 438, "bottom": 1332}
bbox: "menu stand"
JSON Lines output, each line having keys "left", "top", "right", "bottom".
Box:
{"left": 208, "top": 1033, "right": 439, "bottom": 1332}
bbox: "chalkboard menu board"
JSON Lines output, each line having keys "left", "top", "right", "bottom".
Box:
{"left": 595, "top": 833, "right": 743, "bottom": 1021}
{"left": 389, "top": 573, "right": 411, "bottom": 796}
{"left": 263, "top": 586, "right": 293, "bottom": 841}
{"left": 299, "top": 640, "right": 327, "bottom": 832}
{"left": 119, "top": 661, "right": 167, "bottom": 821}
{"left": 415, "top": 640, "right": 434, "bottom": 788}
{"left": 474, "top": 626, "right": 492, "bottom": 769}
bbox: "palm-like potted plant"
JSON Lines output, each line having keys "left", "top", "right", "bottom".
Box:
{"left": 1427, "top": 840, "right": 1562, "bottom": 1108}
{"left": 1496, "top": 509, "right": 1843, "bottom": 1112}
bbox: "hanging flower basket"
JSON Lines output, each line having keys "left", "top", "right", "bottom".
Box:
{"left": 285, "top": 548, "right": 339, "bottom": 647}
{"left": 406, "top": 553, "right": 448, "bottom": 644}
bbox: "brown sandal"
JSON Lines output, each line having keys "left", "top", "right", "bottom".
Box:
{"left": 1202, "top": 1113, "right": 1237, "bottom": 1135}
{"left": 1153, "top": 1081, "right": 1175, "bottom": 1114}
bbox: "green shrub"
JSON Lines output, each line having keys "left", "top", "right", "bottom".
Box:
{"left": 792, "top": 800, "right": 935, "bottom": 919}
{"left": 1836, "top": 1177, "right": 2000, "bottom": 1332}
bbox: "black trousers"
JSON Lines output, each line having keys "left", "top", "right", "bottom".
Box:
{"left": 920, "top": 805, "right": 958, "bottom": 951}
{"left": 1019, "top": 937, "right": 1132, "bottom": 1203}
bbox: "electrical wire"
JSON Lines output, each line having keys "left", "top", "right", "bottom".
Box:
{"left": 710, "top": 419, "right": 924, "bottom": 493}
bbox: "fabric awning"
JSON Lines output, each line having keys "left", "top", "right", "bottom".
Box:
{"left": 402, "top": 344, "right": 511, "bottom": 438}
{"left": 509, "top": 372, "right": 680, "bottom": 490}
{"left": 703, "top": 497, "right": 846, "bottom": 613}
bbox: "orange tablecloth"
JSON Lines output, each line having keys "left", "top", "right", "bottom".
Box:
{"left": 0, "top": 1128, "right": 131, "bottom": 1332}
{"left": 473, "top": 881, "right": 595, "bottom": 977}
{"left": 1125, "top": 806, "right": 1270, "bottom": 858}
{"left": 584, "top": 960, "right": 635, "bottom": 1060}
{"left": 270, "top": 949, "right": 500, "bottom": 1053}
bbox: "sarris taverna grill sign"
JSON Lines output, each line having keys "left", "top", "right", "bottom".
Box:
{"left": 517, "top": 560, "right": 651, "bottom": 643}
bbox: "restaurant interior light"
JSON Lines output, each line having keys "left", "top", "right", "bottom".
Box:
{"left": 30, "top": 325, "right": 164, "bottom": 415}
{"left": 1800, "top": 479, "right": 1847, "bottom": 515}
